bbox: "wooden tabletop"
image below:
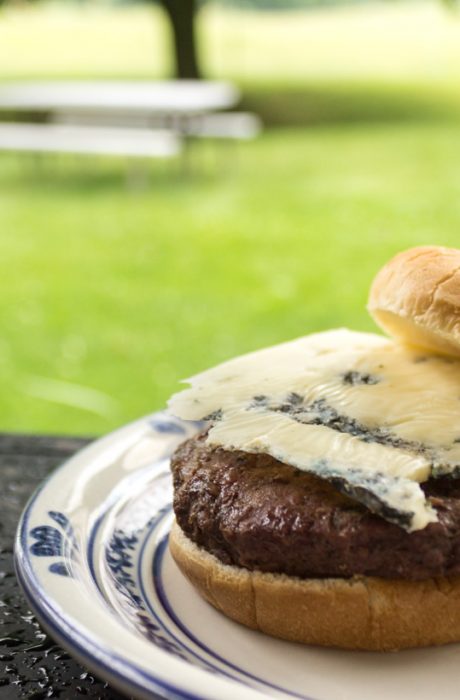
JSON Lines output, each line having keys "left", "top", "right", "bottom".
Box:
{"left": 0, "top": 433, "right": 136, "bottom": 699}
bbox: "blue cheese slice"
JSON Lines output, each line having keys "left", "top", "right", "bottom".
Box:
{"left": 168, "top": 329, "right": 460, "bottom": 531}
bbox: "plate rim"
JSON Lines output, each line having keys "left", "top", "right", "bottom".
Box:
{"left": 14, "top": 413, "right": 269, "bottom": 700}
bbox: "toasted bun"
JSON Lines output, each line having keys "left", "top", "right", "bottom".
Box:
{"left": 169, "top": 521, "right": 460, "bottom": 651}
{"left": 368, "top": 245, "right": 460, "bottom": 357}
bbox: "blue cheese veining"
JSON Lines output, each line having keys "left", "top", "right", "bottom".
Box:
{"left": 168, "top": 329, "right": 460, "bottom": 531}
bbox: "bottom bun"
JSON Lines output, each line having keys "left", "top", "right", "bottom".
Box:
{"left": 169, "top": 521, "right": 460, "bottom": 651}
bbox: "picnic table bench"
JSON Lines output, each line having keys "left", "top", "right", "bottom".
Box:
{"left": 0, "top": 123, "right": 180, "bottom": 158}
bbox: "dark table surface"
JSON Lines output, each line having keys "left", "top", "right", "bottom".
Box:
{"left": 0, "top": 433, "right": 132, "bottom": 700}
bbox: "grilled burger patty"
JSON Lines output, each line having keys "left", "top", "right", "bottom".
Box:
{"left": 171, "top": 432, "right": 460, "bottom": 580}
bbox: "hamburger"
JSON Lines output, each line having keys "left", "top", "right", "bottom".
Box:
{"left": 167, "top": 245, "right": 460, "bottom": 651}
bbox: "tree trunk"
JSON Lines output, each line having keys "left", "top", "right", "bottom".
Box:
{"left": 160, "top": 0, "right": 202, "bottom": 80}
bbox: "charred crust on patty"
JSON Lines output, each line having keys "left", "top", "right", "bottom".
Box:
{"left": 171, "top": 432, "right": 460, "bottom": 581}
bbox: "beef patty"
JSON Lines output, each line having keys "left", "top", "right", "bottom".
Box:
{"left": 171, "top": 432, "right": 460, "bottom": 580}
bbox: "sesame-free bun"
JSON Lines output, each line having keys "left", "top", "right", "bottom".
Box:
{"left": 368, "top": 246, "right": 460, "bottom": 357}
{"left": 169, "top": 522, "right": 460, "bottom": 651}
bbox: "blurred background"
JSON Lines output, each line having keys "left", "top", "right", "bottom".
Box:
{"left": 1, "top": 0, "right": 460, "bottom": 436}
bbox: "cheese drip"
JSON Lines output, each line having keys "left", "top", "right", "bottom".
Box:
{"left": 168, "top": 329, "right": 460, "bottom": 531}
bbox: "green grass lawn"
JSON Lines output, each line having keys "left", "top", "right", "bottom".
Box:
{"left": 2, "top": 122, "right": 460, "bottom": 435}
{"left": 2, "top": 2, "right": 460, "bottom": 435}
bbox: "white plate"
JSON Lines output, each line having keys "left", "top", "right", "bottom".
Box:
{"left": 15, "top": 412, "right": 460, "bottom": 700}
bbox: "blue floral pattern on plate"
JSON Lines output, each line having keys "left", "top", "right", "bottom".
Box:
{"left": 29, "top": 510, "right": 77, "bottom": 577}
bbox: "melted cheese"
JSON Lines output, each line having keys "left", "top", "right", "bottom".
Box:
{"left": 168, "top": 329, "right": 460, "bottom": 531}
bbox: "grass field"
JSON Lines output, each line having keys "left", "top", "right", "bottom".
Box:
{"left": 2, "top": 2, "right": 460, "bottom": 435}
{"left": 2, "top": 123, "right": 460, "bottom": 435}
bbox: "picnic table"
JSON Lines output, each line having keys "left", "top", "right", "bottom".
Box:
{"left": 0, "top": 432, "right": 134, "bottom": 699}
{"left": 0, "top": 81, "right": 260, "bottom": 161}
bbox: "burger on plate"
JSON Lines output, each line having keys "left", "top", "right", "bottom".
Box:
{"left": 167, "top": 246, "right": 460, "bottom": 651}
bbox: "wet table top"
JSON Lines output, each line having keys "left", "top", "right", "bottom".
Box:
{"left": 0, "top": 433, "right": 137, "bottom": 699}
